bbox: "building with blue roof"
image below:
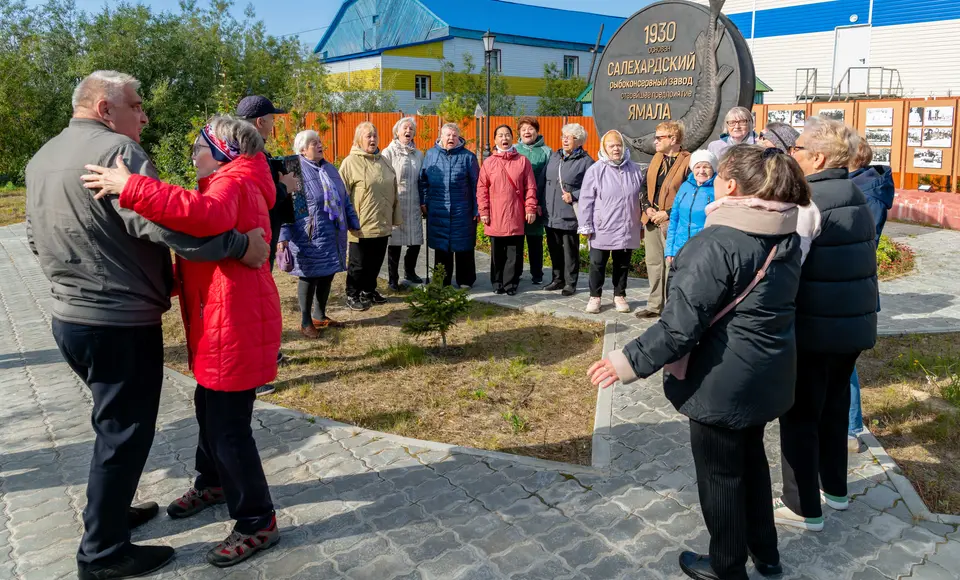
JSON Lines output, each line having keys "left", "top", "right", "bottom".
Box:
{"left": 315, "top": 0, "right": 625, "bottom": 114}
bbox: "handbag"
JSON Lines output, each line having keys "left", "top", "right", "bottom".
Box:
{"left": 663, "top": 244, "right": 779, "bottom": 380}
{"left": 277, "top": 243, "right": 294, "bottom": 273}
{"left": 292, "top": 191, "right": 310, "bottom": 221}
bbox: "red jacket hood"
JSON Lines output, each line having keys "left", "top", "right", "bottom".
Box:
{"left": 199, "top": 154, "right": 276, "bottom": 207}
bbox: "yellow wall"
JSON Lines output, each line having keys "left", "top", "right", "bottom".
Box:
{"left": 383, "top": 42, "right": 444, "bottom": 59}
{"left": 327, "top": 69, "right": 381, "bottom": 90}
{"left": 379, "top": 69, "right": 546, "bottom": 96}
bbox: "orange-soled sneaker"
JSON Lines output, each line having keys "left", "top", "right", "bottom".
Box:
{"left": 206, "top": 515, "right": 280, "bottom": 568}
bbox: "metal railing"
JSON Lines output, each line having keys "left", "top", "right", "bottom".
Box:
{"left": 830, "top": 67, "right": 903, "bottom": 101}
{"left": 795, "top": 68, "right": 819, "bottom": 102}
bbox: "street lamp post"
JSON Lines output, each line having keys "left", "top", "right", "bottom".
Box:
{"left": 482, "top": 30, "right": 496, "bottom": 159}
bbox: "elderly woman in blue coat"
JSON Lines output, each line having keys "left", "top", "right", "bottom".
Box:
{"left": 665, "top": 150, "right": 718, "bottom": 265}
{"left": 419, "top": 123, "right": 480, "bottom": 288}
{"left": 279, "top": 130, "right": 360, "bottom": 337}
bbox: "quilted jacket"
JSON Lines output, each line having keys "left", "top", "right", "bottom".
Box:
{"left": 477, "top": 148, "right": 538, "bottom": 238}
{"left": 120, "top": 154, "right": 282, "bottom": 392}
{"left": 419, "top": 138, "right": 480, "bottom": 252}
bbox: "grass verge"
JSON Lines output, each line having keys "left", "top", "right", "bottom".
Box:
{"left": 0, "top": 189, "right": 26, "bottom": 227}
{"left": 859, "top": 333, "right": 960, "bottom": 515}
{"left": 163, "top": 271, "right": 602, "bottom": 465}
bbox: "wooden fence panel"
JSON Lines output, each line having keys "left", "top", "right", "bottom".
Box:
{"left": 335, "top": 113, "right": 369, "bottom": 161}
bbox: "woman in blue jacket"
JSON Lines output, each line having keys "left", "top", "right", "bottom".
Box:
{"left": 665, "top": 150, "right": 718, "bottom": 264}
{"left": 279, "top": 130, "right": 360, "bottom": 337}
{"left": 419, "top": 123, "right": 481, "bottom": 288}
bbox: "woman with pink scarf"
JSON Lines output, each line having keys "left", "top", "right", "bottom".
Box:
{"left": 587, "top": 145, "right": 812, "bottom": 580}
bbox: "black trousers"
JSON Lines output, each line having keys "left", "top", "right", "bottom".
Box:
{"left": 52, "top": 319, "right": 164, "bottom": 564}
{"left": 524, "top": 234, "right": 543, "bottom": 282}
{"left": 346, "top": 236, "right": 390, "bottom": 298}
{"left": 298, "top": 275, "right": 334, "bottom": 326}
{"left": 545, "top": 227, "right": 580, "bottom": 287}
{"left": 432, "top": 248, "right": 477, "bottom": 287}
{"left": 387, "top": 244, "right": 421, "bottom": 284}
{"left": 490, "top": 235, "right": 525, "bottom": 292}
{"left": 588, "top": 248, "right": 631, "bottom": 297}
{"left": 194, "top": 385, "right": 274, "bottom": 534}
{"left": 780, "top": 350, "right": 860, "bottom": 518}
{"left": 690, "top": 420, "right": 779, "bottom": 580}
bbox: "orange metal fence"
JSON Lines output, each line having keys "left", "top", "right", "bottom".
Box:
{"left": 273, "top": 102, "right": 959, "bottom": 193}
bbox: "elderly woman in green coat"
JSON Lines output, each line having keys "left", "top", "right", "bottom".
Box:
{"left": 515, "top": 116, "right": 552, "bottom": 285}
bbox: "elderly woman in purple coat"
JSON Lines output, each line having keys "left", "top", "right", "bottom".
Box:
{"left": 279, "top": 130, "right": 360, "bottom": 338}
{"left": 577, "top": 130, "right": 645, "bottom": 315}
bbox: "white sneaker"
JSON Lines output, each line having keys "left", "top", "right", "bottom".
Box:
{"left": 821, "top": 491, "right": 849, "bottom": 511}
{"left": 773, "top": 498, "right": 824, "bottom": 531}
{"left": 585, "top": 297, "right": 601, "bottom": 314}
{"left": 848, "top": 435, "right": 861, "bottom": 453}
{"left": 613, "top": 296, "right": 630, "bottom": 313}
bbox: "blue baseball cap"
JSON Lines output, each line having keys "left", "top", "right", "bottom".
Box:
{"left": 235, "top": 95, "right": 285, "bottom": 118}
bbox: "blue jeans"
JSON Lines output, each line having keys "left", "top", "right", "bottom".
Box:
{"left": 849, "top": 367, "right": 863, "bottom": 435}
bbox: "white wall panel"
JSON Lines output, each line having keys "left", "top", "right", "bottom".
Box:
{"left": 381, "top": 55, "right": 445, "bottom": 72}
{"left": 869, "top": 19, "right": 960, "bottom": 98}
{"left": 445, "top": 38, "right": 596, "bottom": 80}
{"left": 751, "top": 31, "right": 836, "bottom": 103}
{"left": 324, "top": 56, "right": 382, "bottom": 74}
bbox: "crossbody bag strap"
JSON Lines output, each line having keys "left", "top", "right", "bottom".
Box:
{"left": 708, "top": 244, "right": 779, "bottom": 325}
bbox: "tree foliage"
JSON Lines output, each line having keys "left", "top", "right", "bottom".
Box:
{"left": 0, "top": 0, "right": 388, "bottom": 185}
{"left": 536, "top": 63, "right": 588, "bottom": 117}
{"left": 435, "top": 54, "right": 516, "bottom": 118}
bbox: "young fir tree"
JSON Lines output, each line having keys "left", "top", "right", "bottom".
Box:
{"left": 402, "top": 265, "right": 470, "bottom": 348}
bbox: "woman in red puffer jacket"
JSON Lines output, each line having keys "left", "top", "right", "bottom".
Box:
{"left": 477, "top": 124, "right": 538, "bottom": 295}
{"left": 82, "top": 115, "right": 281, "bottom": 568}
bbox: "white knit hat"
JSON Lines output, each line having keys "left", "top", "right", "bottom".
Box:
{"left": 689, "top": 149, "right": 719, "bottom": 173}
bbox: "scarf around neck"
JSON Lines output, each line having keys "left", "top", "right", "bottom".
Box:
{"left": 704, "top": 196, "right": 798, "bottom": 236}
{"left": 300, "top": 156, "right": 346, "bottom": 230}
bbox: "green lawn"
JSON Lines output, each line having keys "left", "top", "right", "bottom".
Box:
{"left": 0, "top": 189, "right": 26, "bottom": 227}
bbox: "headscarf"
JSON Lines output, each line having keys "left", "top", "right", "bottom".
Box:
{"left": 300, "top": 156, "right": 347, "bottom": 230}
{"left": 598, "top": 130, "right": 629, "bottom": 166}
{"left": 199, "top": 124, "right": 240, "bottom": 163}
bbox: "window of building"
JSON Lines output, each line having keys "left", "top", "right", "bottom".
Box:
{"left": 563, "top": 55, "right": 579, "bottom": 79}
{"left": 415, "top": 75, "right": 432, "bottom": 100}
{"left": 489, "top": 49, "right": 502, "bottom": 73}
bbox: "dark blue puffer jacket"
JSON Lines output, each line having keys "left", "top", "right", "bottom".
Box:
{"left": 419, "top": 139, "right": 480, "bottom": 253}
{"left": 850, "top": 165, "right": 895, "bottom": 245}
{"left": 279, "top": 158, "right": 361, "bottom": 278}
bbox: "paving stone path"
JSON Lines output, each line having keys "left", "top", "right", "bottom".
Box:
{"left": 2, "top": 220, "right": 959, "bottom": 580}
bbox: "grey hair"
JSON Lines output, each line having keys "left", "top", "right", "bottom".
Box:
{"left": 72, "top": 70, "right": 141, "bottom": 111}
{"left": 393, "top": 117, "right": 417, "bottom": 139}
{"left": 293, "top": 130, "right": 320, "bottom": 155}
{"left": 440, "top": 122, "right": 460, "bottom": 136}
{"left": 724, "top": 106, "right": 754, "bottom": 128}
{"left": 207, "top": 114, "right": 264, "bottom": 157}
{"left": 561, "top": 123, "right": 588, "bottom": 143}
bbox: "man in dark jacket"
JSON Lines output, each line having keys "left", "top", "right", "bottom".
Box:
{"left": 236, "top": 95, "right": 297, "bottom": 396}
{"left": 777, "top": 120, "right": 879, "bottom": 532}
{"left": 26, "top": 71, "right": 269, "bottom": 580}
{"left": 419, "top": 123, "right": 480, "bottom": 288}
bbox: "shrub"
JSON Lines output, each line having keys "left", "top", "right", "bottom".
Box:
{"left": 876, "top": 235, "right": 915, "bottom": 280}
{"left": 402, "top": 265, "right": 470, "bottom": 347}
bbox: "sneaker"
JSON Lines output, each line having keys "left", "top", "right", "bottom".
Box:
{"left": 531, "top": 277, "right": 543, "bottom": 285}
{"left": 614, "top": 296, "right": 630, "bottom": 313}
{"left": 167, "top": 487, "right": 226, "bottom": 519}
{"left": 255, "top": 385, "right": 275, "bottom": 397}
{"left": 312, "top": 317, "right": 344, "bottom": 328}
{"left": 561, "top": 285, "right": 576, "bottom": 297}
{"left": 300, "top": 325, "right": 320, "bottom": 339}
{"left": 78, "top": 544, "right": 175, "bottom": 580}
{"left": 346, "top": 296, "right": 368, "bottom": 311}
{"left": 405, "top": 273, "right": 424, "bottom": 284}
{"left": 387, "top": 281, "right": 401, "bottom": 292}
{"left": 544, "top": 280, "right": 564, "bottom": 291}
{"left": 821, "top": 490, "right": 850, "bottom": 511}
{"left": 495, "top": 287, "right": 506, "bottom": 295}
{"left": 365, "top": 290, "right": 388, "bottom": 305}
{"left": 206, "top": 515, "right": 280, "bottom": 568}
{"left": 585, "top": 297, "right": 601, "bottom": 314}
{"left": 848, "top": 435, "right": 861, "bottom": 453}
{"left": 773, "top": 498, "right": 823, "bottom": 531}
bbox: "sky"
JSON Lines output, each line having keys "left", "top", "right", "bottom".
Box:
{"left": 29, "top": 0, "right": 639, "bottom": 48}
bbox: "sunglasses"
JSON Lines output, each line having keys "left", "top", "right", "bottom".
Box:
{"left": 654, "top": 135, "right": 675, "bottom": 141}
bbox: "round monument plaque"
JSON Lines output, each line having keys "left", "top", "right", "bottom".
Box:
{"left": 593, "top": 0, "right": 755, "bottom": 161}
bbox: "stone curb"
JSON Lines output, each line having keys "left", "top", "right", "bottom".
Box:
{"left": 162, "top": 367, "right": 603, "bottom": 476}
{"left": 590, "top": 320, "right": 618, "bottom": 471}
{"left": 860, "top": 429, "right": 960, "bottom": 525}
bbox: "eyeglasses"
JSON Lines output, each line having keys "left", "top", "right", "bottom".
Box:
{"left": 727, "top": 120, "right": 750, "bottom": 127}
{"left": 192, "top": 142, "right": 210, "bottom": 156}
{"left": 790, "top": 146, "right": 806, "bottom": 152}
{"left": 654, "top": 135, "right": 675, "bottom": 141}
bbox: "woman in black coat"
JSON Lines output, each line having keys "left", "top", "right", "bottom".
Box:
{"left": 588, "top": 146, "right": 812, "bottom": 580}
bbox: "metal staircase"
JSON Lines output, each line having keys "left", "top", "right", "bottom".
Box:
{"left": 796, "top": 67, "right": 903, "bottom": 102}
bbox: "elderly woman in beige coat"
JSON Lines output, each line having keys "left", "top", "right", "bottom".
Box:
{"left": 381, "top": 117, "right": 425, "bottom": 290}
{"left": 339, "top": 122, "right": 401, "bottom": 311}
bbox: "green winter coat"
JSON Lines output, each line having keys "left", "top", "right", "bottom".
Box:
{"left": 516, "top": 135, "right": 552, "bottom": 236}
